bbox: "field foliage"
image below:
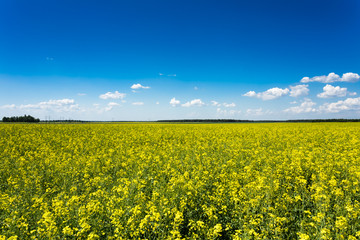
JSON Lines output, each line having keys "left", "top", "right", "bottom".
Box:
{"left": 1, "top": 123, "right": 360, "bottom": 239}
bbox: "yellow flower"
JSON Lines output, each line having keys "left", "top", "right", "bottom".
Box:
{"left": 335, "top": 216, "right": 348, "bottom": 230}
{"left": 213, "top": 224, "right": 222, "bottom": 236}
{"left": 298, "top": 233, "right": 310, "bottom": 240}
{"left": 63, "top": 226, "right": 74, "bottom": 235}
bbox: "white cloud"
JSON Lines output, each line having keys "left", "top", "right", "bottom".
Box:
{"left": 243, "top": 87, "right": 289, "bottom": 100}
{"left": 131, "top": 83, "right": 150, "bottom": 89}
{"left": 77, "top": 93, "right": 86, "bottom": 96}
{"left": 17, "top": 99, "right": 79, "bottom": 112}
{"left": 1, "top": 104, "right": 16, "bottom": 109}
{"left": 99, "top": 91, "right": 126, "bottom": 100}
{"left": 211, "top": 101, "right": 236, "bottom": 108}
{"left": 223, "top": 102, "right": 236, "bottom": 108}
{"left": 105, "top": 102, "right": 120, "bottom": 111}
{"left": 284, "top": 98, "right": 317, "bottom": 113}
{"left": 108, "top": 102, "right": 120, "bottom": 107}
{"left": 170, "top": 97, "right": 181, "bottom": 107}
{"left": 132, "top": 102, "right": 144, "bottom": 106}
{"left": 159, "top": 73, "right": 176, "bottom": 77}
{"left": 46, "top": 99, "right": 74, "bottom": 105}
{"left": 243, "top": 91, "right": 257, "bottom": 97}
{"left": 319, "top": 97, "right": 360, "bottom": 113}
{"left": 317, "top": 84, "right": 356, "bottom": 98}
{"left": 342, "top": 73, "right": 360, "bottom": 82}
{"left": 290, "top": 85, "right": 309, "bottom": 97}
{"left": 301, "top": 72, "right": 360, "bottom": 83}
{"left": 182, "top": 99, "right": 205, "bottom": 107}
{"left": 19, "top": 104, "right": 39, "bottom": 109}
{"left": 156, "top": 101, "right": 160, "bottom": 105}
{"left": 20, "top": 99, "right": 74, "bottom": 108}
{"left": 211, "top": 101, "right": 221, "bottom": 107}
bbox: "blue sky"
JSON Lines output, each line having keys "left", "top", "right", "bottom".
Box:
{"left": 1, "top": 0, "right": 359, "bottom": 121}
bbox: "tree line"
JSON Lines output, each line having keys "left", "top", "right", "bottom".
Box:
{"left": 2, "top": 115, "right": 40, "bottom": 123}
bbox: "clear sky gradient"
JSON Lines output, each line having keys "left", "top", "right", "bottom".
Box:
{"left": 1, "top": 0, "right": 360, "bottom": 120}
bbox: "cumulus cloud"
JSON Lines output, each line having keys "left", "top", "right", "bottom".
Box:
{"left": 16, "top": 99, "right": 79, "bottom": 112}
{"left": 284, "top": 98, "right": 317, "bottom": 113}
{"left": 182, "top": 99, "right": 205, "bottom": 107}
{"left": 1, "top": 104, "right": 16, "bottom": 109}
{"left": 211, "top": 101, "right": 236, "bottom": 107}
{"left": 170, "top": 97, "right": 181, "bottom": 107}
{"left": 290, "top": 85, "right": 309, "bottom": 97}
{"left": 47, "top": 99, "right": 74, "bottom": 105}
{"left": 131, "top": 84, "right": 150, "bottom": 89}
{"left": 132, "top": 102, "right": 144, "bottom": 106}
{"left": 105, "top": 102, "right": 120, "bottom": 111}
{"left": 342, "top": 73, "right": 360, "bottom": 82}
{"left": 1, "top": 99, "right": 81, "bottom": 119}
{"left": 317, "top": 84, "right": 356, "bottom": 98}
{"left": 20, "top": 99, "right": 73, "bottom": 108}
{"left": 243, "top": 87, "right": 289, "bottom": 100}
{"left": 211, "top": 101, "right": 221, "bottom": 107}
{"left": 243, "top": 91, "right": 257, "bottom": 97}
{"left": 99, "top": 91, "right": 126, "bottom": 100}
{"left": 319, "top": 97, "right": 360, "bottom": 113}
{"left": 301, "top": 72, "right": 360, "bottom": 83}
{"left": 108, "top": 102, "right": 119, "bottom": 107}
{"left": 223, "top": 102, "right": 236, "bottom": 108}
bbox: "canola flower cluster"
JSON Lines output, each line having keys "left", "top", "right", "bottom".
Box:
{"left": 0, "top": 123, "right": 360, "bottom": 239}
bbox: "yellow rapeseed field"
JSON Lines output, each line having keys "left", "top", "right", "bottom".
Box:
{"left": 1, "top": 123, "right": 360, "bottom": 239}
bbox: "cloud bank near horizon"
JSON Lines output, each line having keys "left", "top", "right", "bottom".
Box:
{"left": 2, "top": 72, "right": 360, "bottom": 120}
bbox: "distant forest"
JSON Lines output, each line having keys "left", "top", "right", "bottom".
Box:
{"left": 2, "top": 115, "right": 40, "bottom": 123}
